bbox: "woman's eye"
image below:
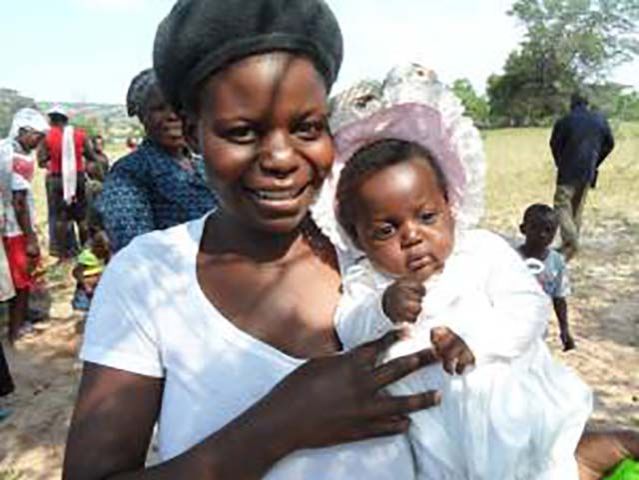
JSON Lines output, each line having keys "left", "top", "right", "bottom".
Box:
{"left": 225, "top": 126, "right": 257, "bottom": 143}
{"left": 294, "top": 119, "right": 326, "bottom": 139}
{"left": 419, "top": 212, "right": 437, "bottom": 224}
{"left": 372, "top": 224, "right": 395, "bottom": 240}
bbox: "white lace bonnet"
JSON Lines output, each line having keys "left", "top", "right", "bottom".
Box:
{"left": 311, "top": 63, "right": 486, "bottom": 255}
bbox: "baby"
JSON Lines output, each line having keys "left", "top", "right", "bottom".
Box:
{"left": 315, "top": 65, "right": 593, "bottom": 480}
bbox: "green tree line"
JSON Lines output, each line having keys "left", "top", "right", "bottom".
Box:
{"left": 454, "top": 0, "right": 639, "bottom": 128}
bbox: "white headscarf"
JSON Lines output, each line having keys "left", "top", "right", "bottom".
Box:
{"left": 8, "top": 108, "right": 49, "bottom": 140}
{"left": 1, "top": 108, "right": 49, "bottom": 232}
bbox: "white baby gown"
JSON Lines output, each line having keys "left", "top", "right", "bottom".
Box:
{"left": 335, "top": 230, "right": 593, "bottom": 480}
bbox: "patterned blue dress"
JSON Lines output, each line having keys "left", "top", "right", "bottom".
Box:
{"left": 97, "top": 139, "right": 217, "bottom": 252}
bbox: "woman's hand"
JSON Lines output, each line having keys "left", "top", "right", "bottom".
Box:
{"left": 254, "top": 331, "right": 441, "bottom": 454}
{"left": 577, "top": 430, "right": 639, "bottom": 480}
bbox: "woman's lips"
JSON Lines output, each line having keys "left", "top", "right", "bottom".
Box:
{"left": 245, "top": 183, "right": 311, "bottom": 208}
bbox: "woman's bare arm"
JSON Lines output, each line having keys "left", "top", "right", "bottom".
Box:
{"left": 64, "top": 332, "right": 440, "bottom": 480}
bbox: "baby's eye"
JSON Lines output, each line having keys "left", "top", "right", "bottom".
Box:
{"left": 224, "top": 125, "right": 258, "bottom": 144}
{"left": 419, "top": 212, "right": 437, "bottom": 225}
{"left": 372, "top": 224, "right": 395, "bottom": 240}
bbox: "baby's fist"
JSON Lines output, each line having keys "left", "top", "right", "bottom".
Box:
{"left": 431, "top": 326, "right": 475, "bottom": 375}
{"left": 382, "top": 277, "right": 425, "bottom": 324}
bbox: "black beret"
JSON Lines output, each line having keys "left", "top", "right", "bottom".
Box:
{"left": 153, "top": 0, "right": 343, "bottom": 111}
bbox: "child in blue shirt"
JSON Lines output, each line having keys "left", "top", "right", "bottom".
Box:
{"left": 518, "top": 203, "right": 575, "bottom": 351}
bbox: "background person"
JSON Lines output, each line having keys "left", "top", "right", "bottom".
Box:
{"left": 0, "top": 108, "right": 49, "bottom": 343}
{"left": 96, "top": 68, "right": 217, "bottom": 252}
{"left": 90, "top": 134, "right": 110, "bottom": 179}
{"left": 38, "top": 106, "right": 99, "bottom": 259}
{"left": 518, "top": 203, "right": 575, "bottom": 351}
{"left": 550, "top": 93, "right": 614, "bottom": 261}
{"left": 71, "top": 229, "right": 110, "bottom": 313}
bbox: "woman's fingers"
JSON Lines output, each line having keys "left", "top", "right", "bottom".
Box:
{"left": 372, "top": 348, "right": 439, "bottom": 387}
{"left": 372, "top": 391, "right": 441, "bottom": 417}
{"left": 353, "top": 330, "right": 402, "bottom": 364}
{"left": 349, "top": 416, "right": 412, "bottom": 441}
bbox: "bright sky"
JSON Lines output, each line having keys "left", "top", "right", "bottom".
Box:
{"left": 3, "top": 0, "right": 638, "bottom": 104}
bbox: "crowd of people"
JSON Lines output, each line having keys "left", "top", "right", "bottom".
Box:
{"left": 0, "top": 0, "right": 637, "bottom": 478}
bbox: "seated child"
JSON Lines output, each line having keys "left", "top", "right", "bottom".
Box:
{"left": 518, "top": 203, "right": 575, "bottom": 351}
{"left": 71, "top": 230, "right": 110, "bottom": 312}
{"left": 313, "top": 65, "right": 593, "bottom": 479}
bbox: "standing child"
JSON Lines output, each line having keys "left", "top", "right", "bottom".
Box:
{"left": 312, "top": 64, "right": 593, "bottom": 479}
{"left": 518, "top": 203, "right": 575, "bottom": 351}
{"left": 71, "top": 230, "right": 110, "bottom": 313}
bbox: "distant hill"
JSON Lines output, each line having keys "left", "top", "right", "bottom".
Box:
{"left": 0, "top": 88, "right": 142, "bottom": 143}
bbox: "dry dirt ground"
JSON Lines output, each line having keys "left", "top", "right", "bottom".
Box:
{"left": 1, "top": 129, "right": 638, "bottom": 478}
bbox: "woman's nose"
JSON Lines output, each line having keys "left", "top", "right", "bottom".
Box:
{"left": 259, "top": 131, "right": 298, "bottom": 177}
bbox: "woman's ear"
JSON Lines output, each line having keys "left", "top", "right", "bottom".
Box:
{"left": 182, "top": 112, "right": 200, "bottom": 154}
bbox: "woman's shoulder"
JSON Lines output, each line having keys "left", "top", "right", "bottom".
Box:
{"left": 108, "top": 141, "right": 165, "bottom": 175}
{"left": 110, "top": 215, "right": 206, "bottom": 273}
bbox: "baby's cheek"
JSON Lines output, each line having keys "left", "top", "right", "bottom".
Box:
{"left": 371, "top": 247, "right": 408, "bottom": 277}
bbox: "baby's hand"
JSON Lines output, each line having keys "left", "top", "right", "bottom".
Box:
{"left": 430, "top": 327, "right": 475, "bottom": 375}
{"left": 382, "top": 277, "right": 425, "bottom": 324}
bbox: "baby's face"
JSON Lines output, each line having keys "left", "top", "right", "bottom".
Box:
{"left": 351, "top": 157, "right": 454, "bottom": 279}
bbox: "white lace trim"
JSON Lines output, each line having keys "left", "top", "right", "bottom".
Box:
{"left": 312, "top": 64, "right": 485, "bottom": 256}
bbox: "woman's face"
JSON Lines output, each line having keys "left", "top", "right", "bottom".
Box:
{"left": 142, "top": 86, "right": 186, "bottom": 152}
{"left": 191, "top": 52, "right": 333, "bottom": 234}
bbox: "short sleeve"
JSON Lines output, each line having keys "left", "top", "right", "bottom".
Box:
{"left": 11, "top": 172, "right": 29, "bottom": 191}
{"left": 552, "top": 253, "right": 571, "bottom": 298}
{"left": 80, "top": 249, "right": 164, "bottom": 378}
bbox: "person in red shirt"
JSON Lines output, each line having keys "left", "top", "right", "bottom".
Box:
{"left": 38, "top": 106, "right": 98, "bottom": 258}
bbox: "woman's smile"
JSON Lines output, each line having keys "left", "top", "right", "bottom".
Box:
{"left": 243, "top": 182, "right": 313, "bottom": 215}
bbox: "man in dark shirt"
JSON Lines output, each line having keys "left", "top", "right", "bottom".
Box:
{"left": 550, "top": 93, "right": 614, "bottom": 260}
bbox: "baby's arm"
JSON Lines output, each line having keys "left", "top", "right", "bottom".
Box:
{"left": 336, "top": 275, "right": 425, "bottom": 350}
{"left": 460, "top": 232, "right": 551, "bottom": 362}
{"left": 334, "top": 265, "right": 397, "bottom": 350}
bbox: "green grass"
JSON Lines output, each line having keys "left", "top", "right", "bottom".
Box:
{"left": 0, "top": 470, "right": 23, "bottom": 480}
{"left": 482, "top": 122, "right": 639, "bottom": 236}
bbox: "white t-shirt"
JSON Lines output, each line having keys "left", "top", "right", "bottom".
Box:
{"left": 81, "top": 215, "right": 416, "bottom": 479}
{"left": 0, "top": 140, "right": 35, "bottom": 238}
{"left": 524, "top": 249, "right": 571, "bottom": 299}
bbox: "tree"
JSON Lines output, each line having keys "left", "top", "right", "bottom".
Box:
{"left": 451, "top": 79, "right": 491, "bottom": 127}
{"left": 488, "top": 0, "right": 639, "bottom": 125}
{"left": 0, "top": 88, "right": 37, "bottom": 137}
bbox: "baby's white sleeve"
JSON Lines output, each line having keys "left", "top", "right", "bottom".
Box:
{"left": 460, "top": 233, "right": 550, "bottom": 362}
{"left": 335, "top": 267, "right": 395, "bottom": 350}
